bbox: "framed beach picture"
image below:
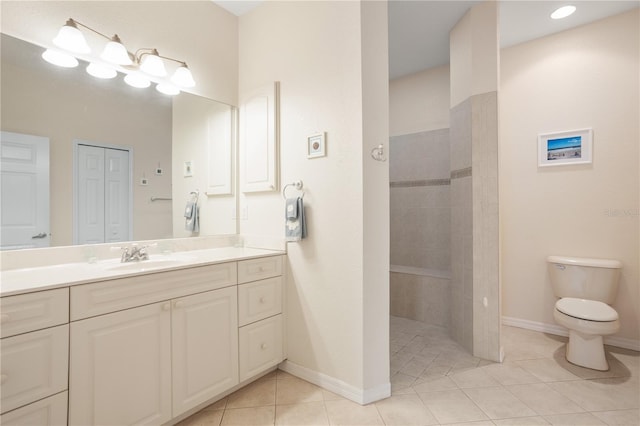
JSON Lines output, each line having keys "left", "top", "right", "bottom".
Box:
{"left": 538, "top": 128, "right": 593, "bottom": 167}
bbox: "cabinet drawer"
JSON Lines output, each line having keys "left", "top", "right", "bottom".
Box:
{"left": 71, "top": 262, "right": 237, "bottom": 320}
{"left": 239, "top": 314, "right": 283, "bottom": 382}
{"left": 238, "top": 256, "right": 283, "bottom": 284}
{"left": 238, "top": 277, "right": 282, "bottom": 326}
{"left": 0, "top": 325, "right": 69, "bottom": 414}
{"left": 0, "top": 288, "right": 69, "bottom": 338}
{"left": 0, "top": 391, "right": 67, "bottom": 426}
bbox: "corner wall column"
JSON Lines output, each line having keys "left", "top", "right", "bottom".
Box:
{"left": 449, "top": 0, "right": 501, "bottom": 361}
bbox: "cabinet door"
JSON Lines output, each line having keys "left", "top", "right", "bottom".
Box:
{"left": 0, "top": 391, "right": 67, "bottom": 426}
{"left": 0, "top": 325, "right": 68, "bottom": 414}
{"left": 69, "top": 302, "right": 172, "bottom": 426}
{"left": 172, "top": 287, "right": 238, "bottom": 416}
{"left": 239, "top": 315, "right": 283, "bottom": 382}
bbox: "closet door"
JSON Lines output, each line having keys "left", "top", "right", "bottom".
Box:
{"left": 77, "top": 145, "right": 105, "bottom": 244}
{"left": 76, "top": 144, "right": 130, "bottom": 244}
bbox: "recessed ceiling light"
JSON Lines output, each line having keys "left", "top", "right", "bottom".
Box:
{"left": 551, "top": 5, "right": 577, "bottom": 20}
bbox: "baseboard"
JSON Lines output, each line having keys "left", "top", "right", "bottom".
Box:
{"left": 278, "top": 360, "right": 391, "bottom": 405}
{"left": 502, "top": 316, "right": 640, "bottom": 352}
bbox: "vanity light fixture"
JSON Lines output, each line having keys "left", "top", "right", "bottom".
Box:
{"left": 42, "top": 48, "right": 79, "bottom": 68}
{"left": 100, "top": 35, "right": 132, "bottom": 66}
{"left": 53, "top": 19, "right": 91, "bottom": 54}
{"left": 551, "top": 5, "right": 576, "bottom": 19}
{"left": 124, "top": 72, "right": 151, "bottom": 88}
{"left": 44, "top": 17, "right": 197, "bottom": 94}
{"left": 86, "top": 62, "right": 117, "bottom": 79}
{"left": 156, "top": 83, "right": 180, "bottom": 96}
{"left": 139, "top": 49, "right": 167, "bottom": 77}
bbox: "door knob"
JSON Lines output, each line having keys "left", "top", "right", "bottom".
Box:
{"left": 31, "top": 232, "right": 47, "bottom": 239}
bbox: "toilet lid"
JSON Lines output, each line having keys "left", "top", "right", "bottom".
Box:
{"left": 556, "top": 297, "right": 618, "bottom": 322}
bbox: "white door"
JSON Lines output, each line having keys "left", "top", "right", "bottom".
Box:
{"left": 0, "top": 131, "right": 50, "bottom": 249}
{"left": 69, "top": 302, "right": 172, "bottom": 426}
{"left": 76, "top": 143, "right": 130, "bottom": 244}
{"left": 172, "top": 287, "right": 239, "bottom": 416}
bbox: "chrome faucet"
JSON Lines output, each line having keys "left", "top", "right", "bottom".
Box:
{"left": 120, "top": 244, "right": 150, "bottom": 263}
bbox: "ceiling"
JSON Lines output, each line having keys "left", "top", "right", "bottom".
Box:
{"left": 214, "top": 0, "right": 639, "bottom": 80}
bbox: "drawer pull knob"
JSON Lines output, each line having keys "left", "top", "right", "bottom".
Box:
{"left": 0, "top": 374, "right": 8, "bottom": 384}
{"left": 0, "top": 314, "right": 9, "bottom": 324}
{"left": 259, "top": 297, "right": 266, "bottom": 304}
{"left": 174, "top": 301, "right": 185, "bottom": 309}
{"left": 260, "top": 343, "right": 268, "bottom": 350}
{"left": 162, "top": 303, "right": 171, "bottom": 311}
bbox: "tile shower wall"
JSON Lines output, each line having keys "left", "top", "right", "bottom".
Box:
{"left": 390, "top": 129, "right": 451, "bottom": 327}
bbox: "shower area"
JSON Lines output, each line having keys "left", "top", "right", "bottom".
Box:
{"left": 389, "top": 129, "right": 451, "bottom": 329}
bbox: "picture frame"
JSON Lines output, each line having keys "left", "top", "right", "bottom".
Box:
{"left": 538, "top": 128, "right": 593, "bottom": 167}
{"left": 307, "top": 132, "right": 326, "bottom": 158}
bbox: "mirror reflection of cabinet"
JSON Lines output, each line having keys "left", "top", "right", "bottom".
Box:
{"left": 240, "top": 82, "right": 279, "bottom": 193}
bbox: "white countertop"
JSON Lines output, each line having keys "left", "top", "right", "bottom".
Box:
{"left": 0, "top": 246, "right": 285, "bottom": 297}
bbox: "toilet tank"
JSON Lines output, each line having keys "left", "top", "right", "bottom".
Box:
{"left": 547, "top": 256, "right": 622, "bottom": 304}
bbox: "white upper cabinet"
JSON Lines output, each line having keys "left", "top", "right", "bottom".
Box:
{"left": 240, "top": 82, "right": 280, "bottom": 193}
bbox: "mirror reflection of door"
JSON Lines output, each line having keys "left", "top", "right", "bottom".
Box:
{"left": 75, "top": 142, "right": 132, "bottom": 245}
{"left": 0, "top": 131, "right": 50, "bottom": 250}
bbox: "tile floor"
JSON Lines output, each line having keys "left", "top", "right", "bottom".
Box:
{"left": 179, "top": 316, "right": 639, "bottom": 425}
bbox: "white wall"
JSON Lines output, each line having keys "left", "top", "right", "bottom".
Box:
{"left": 238, "top": 0, "right": 389, "bottom": 402}
{"left": 389, "top": 65, "right": 450, "bottom": 136}
{"left": 500, "top": 9, "right": 639, "bottom": 345}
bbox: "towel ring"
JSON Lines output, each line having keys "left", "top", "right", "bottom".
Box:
{"left": 282, "top": 180, "right": 304, "bottom": 200}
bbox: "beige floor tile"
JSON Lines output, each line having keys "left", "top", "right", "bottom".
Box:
{"left": 375, "top": 394, "right": 438, "bottom": 426}
{"left": 276, "top": 376, "right": 324, "bottom": 405}
{"left": 543, "top": 412, "right": 606, "bottom": 425}
{"left": 591, "top": 408, "right": 640, "bottom": 425}
{"left": 481, "top": 362, "right": 541, "bottom": 386}
{"left": 178, "top": 409, "right": 224, "bottom": 426}
{"left": 324, "top": 399, "right": 384, "bottom": 425}
{"left": 227, "top": 379, "right": 276, "bottom": 409}
{"left": 443, "top": 422, "right": 495, "bottom": 426}
{"left": 463, "top": 386, "right": 536, "bottom": 419}
{"left": 220, "top": 406, "right": 276, "bottom": 426}
{"left": 391, "top": 372, "right": 417, "bottom": 392}
{"left": 515, "top": 358, "right": 582, "bottom": 382}
{"left": 400, "top": 358, "right": 428, "bottom": 377}
{"left": 548, "top": 379, "right": 638, "bottom": 412}
{"left": 275, "top": 402, "right": 329, "bottom": 425}
{"left": 506, "top": 383, "right": 584, "bottom": 416}
{"left": 450, "top": 368, "right": 501, "bottom": 389}
{"left": 276, "top": 370, "right": 297, "bottom": 380}
{"left": 322, "top": 389, "right": 348, "bottom": 401}
{"left": 551, "top": 348, "right": 632, "bottom": 380}
{"left": 417, "top": 389, "right": 489, "bottom": 424}
{"left": 412, "top": 375, "right": 459, "bottom": 393}
{"left": 203, "top": 397, "right": 228, "bottom": 411}
{"left": 493, "top": 416, "right": 550, "bottom": 425}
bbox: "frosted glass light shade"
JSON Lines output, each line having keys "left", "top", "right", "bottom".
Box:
{"left": 101, "top": 36, "right": 132, "bottom": 65}
{"left": 171, "top": 64, "right": 195, "bottom": 88}
{"left": 42, "top": 49, "right": 79, "bottom": 68}
{"left": 53, "top": 20, "right": 91, "bottom": 54}
{"left": 87, "top": 63, "right": 117, "bottom": 79}
{"left": 156, "top": 83, "right": 180, "bottom": 96}
{"left": 140, "top": 53, "right": 167, "bottom": 77}
{"left": 124, "top": 73, "right": 150, "bottom": 88}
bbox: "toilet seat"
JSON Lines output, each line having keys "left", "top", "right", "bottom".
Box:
{"left": 556, "top": 297, "right": 618, "bottom": 322}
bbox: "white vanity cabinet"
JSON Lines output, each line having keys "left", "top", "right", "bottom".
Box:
{"left": 237, "top": 257, "right": 284, "bottom": 382}
{"left": 69, "top": 262, "right": 239, "bottom": 425}
{"left": 0, "top": 288, "right": 69, "bottom": 424}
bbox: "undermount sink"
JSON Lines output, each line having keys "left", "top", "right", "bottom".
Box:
{"left": 101, "top": 255, "right": 195, "bottom": 273}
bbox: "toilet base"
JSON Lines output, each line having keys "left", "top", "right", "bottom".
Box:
{"left": 566, "top": 330, "right": 609, "bottom": 371}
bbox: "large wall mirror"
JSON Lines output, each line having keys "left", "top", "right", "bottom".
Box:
{"left": 1, "top": 33, "right": 237, "bottom": 249}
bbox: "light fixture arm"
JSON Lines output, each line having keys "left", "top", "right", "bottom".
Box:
{"left": 67, "top": 18, "right": 112, "bottom": 43}
{"left": 135, "top": 48, "right": 187, "bottom": 67}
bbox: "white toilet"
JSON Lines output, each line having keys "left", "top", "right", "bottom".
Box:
{"left": 547, "top": 255, "right": 622, "bottom": 371}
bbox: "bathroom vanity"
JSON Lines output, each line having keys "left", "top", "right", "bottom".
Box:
{"left": 0, "top": 247, "right": 285, "bottom": 425}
